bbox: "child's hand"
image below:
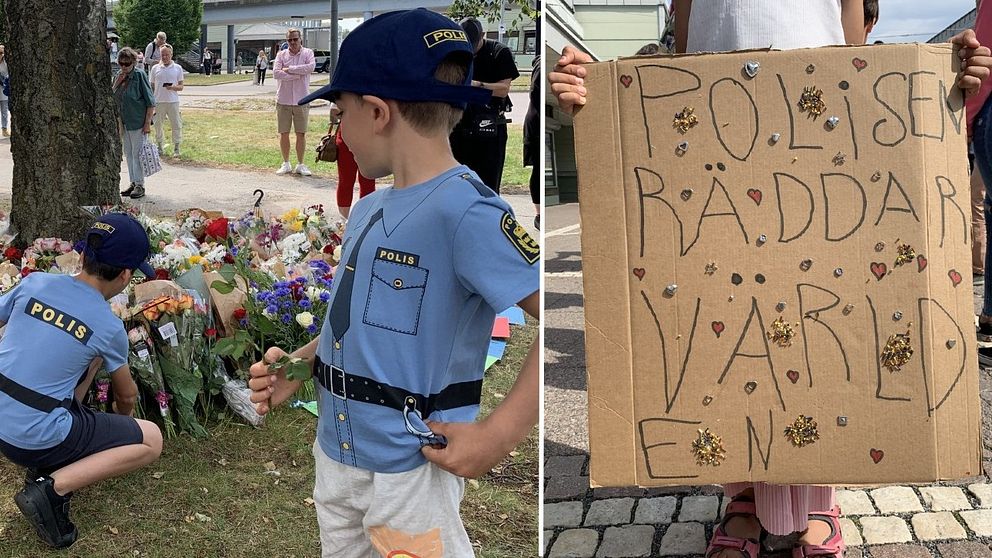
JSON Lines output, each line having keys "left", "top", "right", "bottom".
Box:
{"left": 951, "top": 29, "right": 992, "bottom": 97}
{"left": 420, "top": 420, "right": 514, "bottom": 479}
{"left": 247, "top": 346, "right": 289, "bottom": 415}
{"left": 550, "top": 46, "right": 593, "bottom": 115}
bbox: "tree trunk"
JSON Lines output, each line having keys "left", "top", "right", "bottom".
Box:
{"left": 7, "top": 0, "right": 122, "bottom": 245}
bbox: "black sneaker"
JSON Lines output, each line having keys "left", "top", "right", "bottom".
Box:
{"left": 120, "top": 183, "right": 136, "bottom": 197}
{"left": 980, "top": 347, "right": 992, "bottom": 368}
{"left": 13, "top": 476, "right": 77, "bottom": 548}
{"left": 129, "top": 185, "right": 146, "bottom": 199}
{"left": 979, "top": 320, "right": 992, "bottom": 342}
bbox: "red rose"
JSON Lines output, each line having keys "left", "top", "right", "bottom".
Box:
{"left": 223, "top": 254, "right": 235, "bottom": 264}
{"left": 19, "top": 267, "right": 33, "bottom": 277}
{"left": 154, "top": 268, "right": 170, "bottom": 280}
{"left": 232, "top": 307, "right": 247, "bottom": 321}
{"left": 4, "top": 247, "right": 22, "bottom": 262}
{"left": 322, "top": 244, "right": 335, "bottom": 254}
{"left": 204, "top": 328, "right": 218, "bottom": 339}
{"left": 205, "top": 217, "right": 229, "bottom": 241}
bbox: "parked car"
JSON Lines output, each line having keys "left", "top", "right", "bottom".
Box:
{"left": 313, "top": 50, "right": 331, "bottom": 73}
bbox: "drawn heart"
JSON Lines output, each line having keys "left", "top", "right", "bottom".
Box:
{"left": 870, "top": 448, "right": 884, "bottom": 464}
{"left": 743, "top": 60, "right": 760, "bottom": 79}
{"left": 917, "top": 255, "right": 928, "bottom": 273}
{"left": 712, "top": 321, "right": 725, "bottom": 338}
{"left": 852, "top": 58, "right": 868, "bottom": 72}
{"left": 620, "top": 74, "right": 633, "bottom": 88}
{"left": 633, "top": 268, "right": 645, "bottom": 280}
{"left": 949, "top": 269, "right": 962, "bottom": 287}
{"left": 747, "top": 189, "right": 762, "bottom": 205}
{"left": 786, "top": 369, "right": 800, "bottom": 384}
{"left": 870, "top": 262, "right": 887, "bottom": 281}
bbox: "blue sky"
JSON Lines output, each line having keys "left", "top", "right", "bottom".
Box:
{"left": 871, "top": 0, "right": 976, "bottom": 43}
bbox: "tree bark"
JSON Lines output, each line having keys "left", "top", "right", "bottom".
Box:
{"left": 7, "top": 0, "right": 122, "bottom": 245}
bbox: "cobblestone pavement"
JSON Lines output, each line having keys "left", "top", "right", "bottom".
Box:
{"left": 543, "top": 203, "right": 992, "bottom": 557}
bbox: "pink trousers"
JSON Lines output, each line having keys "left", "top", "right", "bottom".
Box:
{"left": 723, "top": 483, "right": 836, "bottom": 536}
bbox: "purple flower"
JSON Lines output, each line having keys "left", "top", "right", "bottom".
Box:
{"left": 281, "top": 313, "right": 292, "bottom": 324}
{"left": 232, "top": 246, "right": 240, "bottom": 256}
{"left": 299, "top": 299, "right": 311, "bottom": 309}
{"left": 319, "top": 292, "right": 330, "bottom": 302}
{"left": 266, "top": 304, "right": 279, "bottom": 314}
{"left": 239, "top": 318, "right": 248, "bottom": 327}
{"left": 306, "top": 324, "right": 318, "bottom": 334}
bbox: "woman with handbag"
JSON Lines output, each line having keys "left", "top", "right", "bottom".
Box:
{"left": 113, "top": 47, "right": 156, "bottom": 200}
{"left": 255, "top": 50, "right": 269, "bottom": 86}
{"left": 327, "top": 104, "right": 375, "bottom": 219}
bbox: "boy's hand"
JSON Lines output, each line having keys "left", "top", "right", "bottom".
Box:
{"left": 248, "top": 347, "right": 290, "bottom": 415}
{"left": 550, "top": 46, "right": 593, "bottom": 115}
{"left": 951, "top": 29, "right": 992, "bottom": 97}
{"left": 421, "top": 420, "right": 514, "bottom": 479}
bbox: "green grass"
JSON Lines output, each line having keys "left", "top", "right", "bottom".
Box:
{"left": 173, "top": 109, "right": 530, "bottom": 191}
{"left": 0, "top": 320, "right": 537, "bottom": 558}
{"left": 181, "top": 73, "right": 255, "bottom": 86}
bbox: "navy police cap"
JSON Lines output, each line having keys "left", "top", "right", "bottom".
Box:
{"left": 299, "top": 8, "right": 492, "bottom": 108}
{"left": 84, "top": 213, "right": 154, "bottom": 278}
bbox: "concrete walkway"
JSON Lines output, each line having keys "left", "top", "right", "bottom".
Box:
{"left": 543, "top": 203, "right": 992, "bottom": 558}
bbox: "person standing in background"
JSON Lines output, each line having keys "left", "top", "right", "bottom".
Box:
{"left": 113, "top": 48, "right": 156, "bottom": 200}
{"left": 202, "top": 48, "right": 213, "bottom": 76}
{"left": 144, "top": 32, "right": 166, "bottom": 73}
{"left": 255, "top": 50, "right": 269, "bottom": 86}
{"left": 523, "top": 55, "right": 540, "bottom": 229}
{"left": 450, "top": 17, "right": 519, "bottom": 194}
{"left": 149, "top": 45, "right": 184, "bottom": 158}
{"left": 328, "top": 103, "right": 375, "bottom": 219}
{"left": 273, "top": 28, "right": 315, "bottom": 176}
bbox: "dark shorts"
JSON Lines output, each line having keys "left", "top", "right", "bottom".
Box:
{"left": 0, "top": 399, "right": 143, "bottom": 472}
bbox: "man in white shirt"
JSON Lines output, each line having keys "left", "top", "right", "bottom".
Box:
{"left": 144, "top": 32, "right": 166, "bottom": 73}
{"left": 149, "top": 45, "right": 184, "bottom": 157}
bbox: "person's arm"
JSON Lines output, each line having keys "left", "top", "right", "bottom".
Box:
{"left": 549, "top": 46, "right": 593, "bottom": 115}
{"left": 951, "top": 29, "right": 992, "bottom": 97}
{"left": 144, "top": 43, "right": 154, "bottom": 63}
{"left": 247, "top": 338, "right": 319, "bottom": 415}
{"left": 171, "top": 69, "right": 184, "bottom": 92}
{"left": 289, "top": 50, "right": 316, "bottom": 74}
{"left": 422, "top": 291, "right": 539, "bottom": 478}
{"left": 473, "top": 78, "right": 513, "bottom": 98}
{"left": 840, "top": 0, "right": 865, "bottom": 45}
{"left": 272, "top": 52, "right": 297, "bottom": 81}
{"left": 673, "top": 0, "right": 691, "bottom": 53}
{"left": 109, "top": 364, "right": 139, "bottom": 416}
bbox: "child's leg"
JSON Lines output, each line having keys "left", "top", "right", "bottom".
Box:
{"left": 312, "top": 441, "right": 375, "bottom": 558}
{"left": 796, "top": 486, "right": 839, "bottom": 544}
{"left": 709, "top": 484, "right": 763, "bottom": 558}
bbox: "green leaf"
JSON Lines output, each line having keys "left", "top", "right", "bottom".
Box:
{"left": 285, "top": 360, "right": 313, "bottom": 382}
{"left": 210, "top": 280, "right": 235, "bottom": 295}
{"left": 255, "top": 315, "right": 277, "bottom": 335}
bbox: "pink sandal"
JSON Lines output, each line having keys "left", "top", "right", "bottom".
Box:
{"left": 705, "top": 498, "right": 763, "bottom": 558}
{"left": 792, "top": 506, "right": 845, "bottom": 557}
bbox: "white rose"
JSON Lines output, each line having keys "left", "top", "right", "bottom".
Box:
{"left": 332, "top": 245, "right": 342, "bottom": 261}
{"left": 295, "top": 311, "right": 315, "bottom": 328}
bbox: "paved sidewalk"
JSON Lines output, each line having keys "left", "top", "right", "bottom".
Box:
{"left": 543, "top": 203, "right": 992, "bottom": 558}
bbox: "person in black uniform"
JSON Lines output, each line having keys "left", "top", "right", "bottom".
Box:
{"left": 450, "top": 18, "right": 520, "bottom": 195}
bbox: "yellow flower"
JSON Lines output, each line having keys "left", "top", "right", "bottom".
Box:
{"left": 281, "top": 208, "right": 300, "bottom": 223}
{"left": 290, "top": 220, "right": 303, "bottom": 232}
{"left": 189, "top": 255, "right": 205, "bottom": 265}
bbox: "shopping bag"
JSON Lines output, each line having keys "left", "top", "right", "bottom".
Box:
{"left": 139, "top": 139, "right": 162, "bottom": 177}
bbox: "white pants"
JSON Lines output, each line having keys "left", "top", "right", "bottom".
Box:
{"left": 312, "top": 440, "right": 474, "bottom": 558}
{"left": 154, "top": 101, "right": 181, "bottom": 148}
{"left": 121, "top": 128, "right": 146, "bottom": 186}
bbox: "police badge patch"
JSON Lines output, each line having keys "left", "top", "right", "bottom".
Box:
{"left": 500, "top": 213, "right": 539, "bottom": 265}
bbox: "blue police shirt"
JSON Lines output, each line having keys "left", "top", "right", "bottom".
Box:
{"left": 0, "top": 273, "right": 128, "bottom": 450}
{"left": 315, "top": 166, "right": 540, "bottom": 473}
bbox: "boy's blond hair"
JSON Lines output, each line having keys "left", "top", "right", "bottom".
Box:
{"left": 395, "top": 54, "right": 469, "bottom": 136}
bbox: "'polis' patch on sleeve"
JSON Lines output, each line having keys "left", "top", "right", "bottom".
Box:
{"left": 423, "top": 29, "right": 468, "bottom": 49}
{"left": 24, "top": 297, "right": 92, "bottom": 344}
{"left": 500, "top": 213, "right": 540, "bottom": 265}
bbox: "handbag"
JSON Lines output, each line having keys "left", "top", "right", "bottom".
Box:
{"left": 139, "top": 137, "right": 162, "bottom": 177}
{"left": 315, "top": 121, "right": 338, "bottom": 163}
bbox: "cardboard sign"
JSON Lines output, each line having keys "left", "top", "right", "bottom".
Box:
{"left": 573, "top": 44, "right": 981, "bottom": 487}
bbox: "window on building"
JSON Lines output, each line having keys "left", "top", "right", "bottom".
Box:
{"left": 523, "top": 30, "right": 536, "bottom": 55}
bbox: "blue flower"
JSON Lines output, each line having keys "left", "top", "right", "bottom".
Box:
{"left": 295, "top": 277, "right": 306, "bottom": 284}
{"left": 299, "top": 299, "right": 312, "bottom": 309}
{"left": 239, "top": 318, "right": 248, "bottom": 327}
{"left": 281, "top": 313, "right": 292, "bottom": 324}
{"left": 266, "top": 304, "right": 279, "bottom": 314}
{"left": 319, "top": 292, "right": 330, "bottom": 302}
{"left": 306, "top": 324, "right": 318, "bottom": 334}
{"left": 255, "top": 292, "right": 269, "bottom": 302}
{"left": 232, "top": 246, "right": 240, "bottom": 256}
{"left": 281, "top": 300, "right": 293, "bottom": 309}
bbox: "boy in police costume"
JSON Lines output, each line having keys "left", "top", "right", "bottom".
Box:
{"left": 247, "top": 9, "right": 539, "bottom": 557}
{"left": 0, "top": 214, "right": 163, "bottom": 549}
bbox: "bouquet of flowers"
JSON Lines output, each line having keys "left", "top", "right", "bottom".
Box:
{"left": 22, "top": 238, "right": 74, "bottom": 273}
{"left": 126, "top": 324, "right": 177, "bottom": 438}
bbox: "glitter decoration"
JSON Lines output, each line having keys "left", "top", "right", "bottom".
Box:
{"left": 776, "top": 301, "right": 787, "bottom": 312}
{"left": 702, "top": 395, "right": 713, "bottom": 406}
{"left": 676, "top": 141, "right": 689, "bottom": 156}
{"left": 834, "top": 267, "right": 844, "bottom": 277}
{"left": 894, "top": 244, "right": 916, "bottom": 267}
{"left": 673, "top": 107, "right": 699, "bottom": 134}
{"left": 875, "top": 241, "right": 886, "bottom": 252}
{"left": 842, "top": 304, "right": 855, "bottom": 315}
{"left": 744, "top": 60, "right": 760, "bottom": 78}
{"left": 800, "top": 259, "right": 813, "bottom": 272}
{"left": 767, "top": 317, "right": 799, "bottom": 347}
{"left": 757, "top": 234, "right": 768, "bottom": 245}
{"left": 681, "top": 188, "right": 693, "bottom": 201}
{"left": 946, "top": 339, "right": 957, "bottom": 349}
{"left": 871, "top": 170, "right": 882, "bottom": 182}
{"left": 665, "top": 284, "right": 678, "bottom": 296}
{"left": 892, "top": 311, "right": 903, "bottom": 321}
{"left": 832, "top": 152, "right": 846, "bottom": 166}
{"left": 805, "top": 64, "right": 816, "bottom": 74}
{"left": 704, "top": 262, "right": 718, "bottom": 275}
{"left": 798, "top": 86, "right": 826, "bottom": 118}
{"left": 826, "top": 116, "right": 840, "bottom": 129}
{"left": 784, "top": 415, "right": 820, "bottom": 447}
{"left": 880, "top": 331, "right": 914, "bottom": 371}
{"left": 770, "top": 133, "right": 781, "bottom": 144}
{"left": 744, "top": 381, "right": 758, "bottom": 394}
{"left": 691, "top": 428, "right": 727, "bottom": 466}
{"left": 837, "top": 416, "right": 848, "bottom": 427}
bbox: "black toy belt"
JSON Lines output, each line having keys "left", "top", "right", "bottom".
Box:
{"left": 312, "top": 355, "right": 482, "bottom": 416}
{"left": 0, "top": 372, "right": 72, "bottom": 413}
